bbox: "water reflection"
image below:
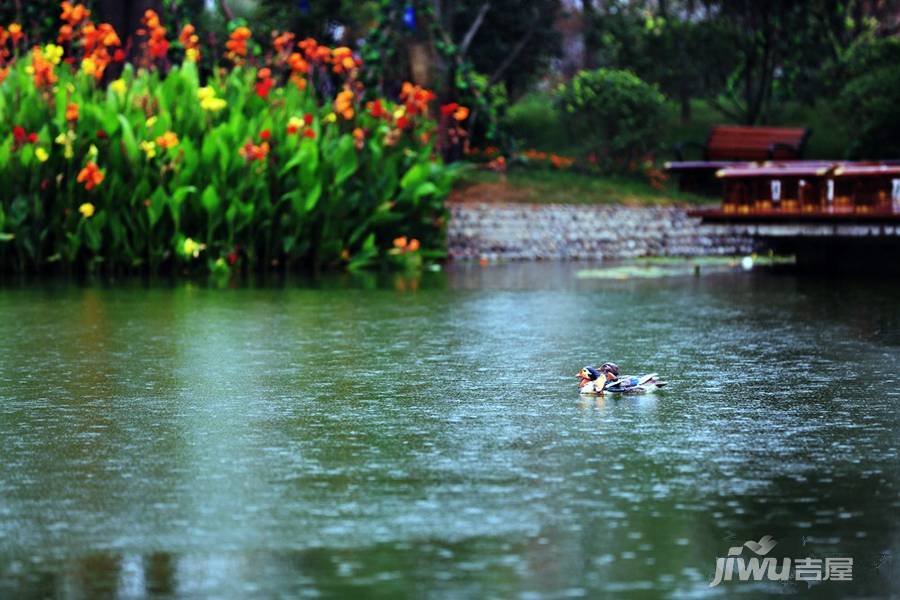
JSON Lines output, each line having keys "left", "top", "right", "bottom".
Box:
{"left": 0, "top": 263, "right": 898, "bottom": 597}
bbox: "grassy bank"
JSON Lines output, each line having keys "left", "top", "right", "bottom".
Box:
{"left": 451, "top": 168, "right": 710, "bottom": 206}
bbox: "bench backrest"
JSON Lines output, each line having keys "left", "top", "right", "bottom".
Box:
{"left": 706, "top": 125, "right": 809, "bottom": 161}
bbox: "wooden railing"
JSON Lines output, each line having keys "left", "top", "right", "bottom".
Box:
{"left": 716, "top": 161, "right": 900, "bottom": 216}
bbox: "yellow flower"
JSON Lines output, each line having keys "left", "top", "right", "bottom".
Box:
{"left": 43, "top": 44, "right": 64, "bottom": 65}
{"left": 88, "top": 144, "right": 98, "bottom": 159}
{"left": 182, "top": 237, "right": 205, "bottom": 258}
{"left": 324, "top": 112, "right": 337, "bottom": 124}
{"left": 201, "top": 97, "right": 227, "bottom": 112}
{"left": 35, "top": 147, "right": 49, "bottom": 162}
{"left": 55, "top": 130, "right": 76, "bottom": 160}
{"left": 186, "top": 47, "right": 199, "bottom": 62}
{"left": 145, "top": 116, "right": 158, "bottom": 128}
{"left": 110, "top": 79, "right": 127, "bottom": 97}
{"left": 79, "top": 202, "right": 95, "bottom": 218}
{"left": 197, "top": 86, "right": 227, "bottom": 112}
{"left": 140, "top": 140, "right": 157, "bottom": 159}
{"left": 81, "top": 56, "right": 97, "bottom": 76}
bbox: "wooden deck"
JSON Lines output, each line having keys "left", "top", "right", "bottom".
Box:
{"left": 687, "top": 160, "right": 900, "bottom": 271}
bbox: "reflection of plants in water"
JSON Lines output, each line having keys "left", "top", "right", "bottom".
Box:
{"left": 393, "top": 274, "right": 420, "bottom": 292}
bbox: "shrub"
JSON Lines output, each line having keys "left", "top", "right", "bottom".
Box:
{"left": 503, "top": 92, "right": 569, "bottom": 153}
{"left": 555, "top": 68, "right": 665, "bottom": 171}
{"left": 0, "top": 10, "right": 462, "bottom": 275}
{"left": 835, "top": 38, "right": 900, "bottom": 159}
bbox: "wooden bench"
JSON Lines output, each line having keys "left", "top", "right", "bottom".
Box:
{"left": 665, "top": 125, "right": 811, "bottom": 193}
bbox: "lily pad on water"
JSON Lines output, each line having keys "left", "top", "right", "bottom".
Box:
{"left": 575, "top": 255, "right": 795, "bottom": 280}
{"left": 576, "top": 265, "right": 692, "bottom": 279}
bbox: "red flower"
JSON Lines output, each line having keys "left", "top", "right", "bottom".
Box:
{"left": 440, "top": 102, "right": 459, "bottom": 117}
{"left": 113, "top": 49, "right": 125, "bottom": 62}
{"left": 302, "top": 129, "right": 316, "bottom": 139}
{"left": 396, "top": 115, "right": 410, "bottom": 130}
{"left": 260, "top": 129, "right": 271, "bottom": 141}
{"left": 255, "top": 68, "right": 276, "bottom": 99}
{"left": 304, "top": 113, "right": 314, "bottom": 126}
{"left": 367, "top": 99, "right": 389, "bottom": 119}
{"left": 12, "top": 126, "right": 26, "bottom": 144}
{"left": 97, "top": 129, "right": 108, "bottom": 139}
{"left": 26, "top": 132, "right": 38, "bottom": 144}
{"left": 227, "top": 251, "right": 238, "bottom": 266}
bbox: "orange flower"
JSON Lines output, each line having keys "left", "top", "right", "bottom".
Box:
{"left": 179, "top": 24, "right": 200, "bottom": 62}
{"left": 155, "top": 131, "right": 179, "bottom": 149}
{"left": 334, "top": 89, "right": 355, "bottom": 120}
{"left": 297, "top": 37, "right": 320, "bottom": 60}
{"left": 143, "top": 9, "right": 161, "bottom": 30}
{"left": 57, "top": 24, "right": 74, "bottom": 44}
{"left": 392, "top": 236, "right": 420, "bottom": 253}
{"left": 65, "top": 103, "right": 79, "bottom": 122}
{"left": 61, "top": 2, "right": 91, "bottom": 26}
{"left": 352, "top": 127, "right": 365, "bottom": 149}
{"left": 400, "top": 82, "right": 436, "bottom": 116}
{"left": 8, "top": 23, "right": 23, "bottom": 46}
{"left": 239, "top": 140, "right": 269, "bottom": 163}
{"left": 77, "top": 162, "right": 104, "bottom": 190}
{"left": 30, "top": 47, "right": 58, "bottom": 89}
{"left": 287, "top": 52, "right": 309, "bottom": 74}
{"left": 291, "top": 74, "right": 307, "bottom": 92}
{"left": 142, "top": 10, "right": 169, "bottom": 59}
{"left": 273, "top": 31, "right": 294, "bottom": 54}
{"left": 331, "top": 46, "right": 357, "bottom": 74}
{"left": 226, "top": 26, "right": 251, "bottom": 63}
{"left": 96, "top": 23, "right": 121, "bottom": 47}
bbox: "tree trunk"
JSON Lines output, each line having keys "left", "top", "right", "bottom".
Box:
{"left": 680, "top": 93, "right": 691, "bottom": 124}
{"left": 582, "top": 0, "right": 595, "bottom": 70}
{"left": 98, "top": 0, "right": 163, "bottom": 39}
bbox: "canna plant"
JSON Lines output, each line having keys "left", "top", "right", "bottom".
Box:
{"left": 0, "top": 6, "right": 463, "bottom": 275}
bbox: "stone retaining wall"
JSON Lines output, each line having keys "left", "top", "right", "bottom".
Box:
{"left": 448, "top": 203, "right": 759, "bottom": 261}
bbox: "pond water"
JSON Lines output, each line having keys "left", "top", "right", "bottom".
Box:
{"left": 1, "top": 263, "right": 898, "bottom": 598}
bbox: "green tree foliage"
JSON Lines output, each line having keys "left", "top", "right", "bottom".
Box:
{"left": 584, "top": 0, "right": 893, "bottom": 125}
{"left": 445, "top": 0, "right": 561, "bottom": 100}
{"left": 556, "top": 68, "right": 665, "bottom": 170}
{"left": 252, "top": 0, "right": 378, "bottom": 44}
{"left": 585, "top": 4, "right": 735, "bottom": 123}
{"left": 835, "top": 37, "right": 900, "bottom": 158}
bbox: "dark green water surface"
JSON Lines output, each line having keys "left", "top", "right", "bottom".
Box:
{"left": 1, "top": 264, "right": 898, "bottom": 598}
